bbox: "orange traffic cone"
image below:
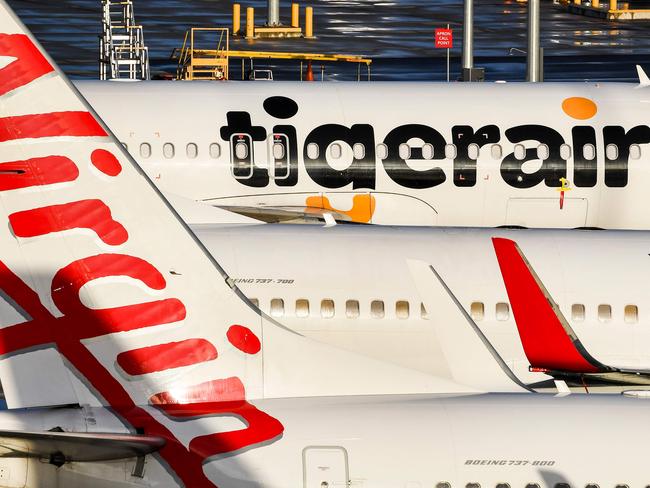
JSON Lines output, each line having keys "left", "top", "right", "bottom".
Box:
{"left": 305, "top": 60, "right": 314, "bottom": 81}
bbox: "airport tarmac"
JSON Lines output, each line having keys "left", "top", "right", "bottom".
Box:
{"left": 6, "top": 0, "right": 650, "bottom": 81}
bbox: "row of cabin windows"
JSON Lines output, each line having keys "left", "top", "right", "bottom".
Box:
{"left": 126, "top": 141, "right": 642, "bottom": 162}
{"left": 306, "top": 142, "right": 643, "bottom": 162}
{"left": 438, "top": 484, "right": 629, "bottom": 488}
{"left": 249, "top": 298, "right": 428, "bottom": 320}
{"left": 471, "top": 301, "right": 639, "bottom": 324}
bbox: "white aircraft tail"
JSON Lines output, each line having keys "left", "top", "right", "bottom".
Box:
{"left": 0, "top": 2, "right": 476, "bottom": 484}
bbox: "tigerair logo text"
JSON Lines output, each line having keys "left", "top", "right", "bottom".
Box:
{"left": 221, "top": 95, "right": 648, "bottom": 190}
{"left": 0, "top": 32, "right": 282, "bottom": 487}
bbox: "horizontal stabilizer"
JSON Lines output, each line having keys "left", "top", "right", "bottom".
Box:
{"left": 0, "top": 430, "right": 165, "bottom": 462}
{"left": 637, "top": 65, "right": 650, "bottom": 88}
{"left": 492, "top": 237, "right": 610, "bottom": 374}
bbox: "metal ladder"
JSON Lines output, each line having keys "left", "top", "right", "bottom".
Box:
{"left": 99, "top": 0, "right": 150, "bottom": 80}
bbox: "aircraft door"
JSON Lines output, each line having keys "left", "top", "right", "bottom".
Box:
{"left": 270, "top": 133, "right": 290, "bottom": 181}
{"left": 303, "top": 446, "right": 349, "bottom": 488}
{"left": 230, "top": 133, "right": 255, "bottom": 180}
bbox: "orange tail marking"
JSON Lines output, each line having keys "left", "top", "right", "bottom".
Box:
{"left": 306, "top": 194, "right": 376, "bottom": 223}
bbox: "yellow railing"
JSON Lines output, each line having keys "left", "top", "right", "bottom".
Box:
{"left": 176, "top": 28, "right": 229, "bottom": 80}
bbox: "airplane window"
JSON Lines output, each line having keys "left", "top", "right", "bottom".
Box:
{"left": 526, "top": 484, "right": 540, "bottom": 488}
{"left": 139, "top": 143, "right": 151, "bottom": 159}
{"left": 537, "top": 144, "right": 549, "bottom": 160}
{"left": 371, "top": 300, "right": 385, "bottom": 319}
{"left": 346, "top": 300, "right": 360, "bottom": 319}
{"left": 376, "top": 143, "right": 388, "bottom": 160}
{"left": 270, "top": 298, "right": 284, "bottom": 318}
{"left": 571, "top": 304, "right": 585, "bottom": 322}
{"left": 491, "top": 144, "right": 502, "bottom": 159}
{"left": 321, "top": 299, "right": 335, "bottom": 319}
{"left": 598, "top": 304, "right": 612, "bottom": 322}
{"left": 496, "top": 484, "right": 510, "bottom": 488}
{"left": 249, "top": 298, "right": 259, "bottom": 308}
{"left": 470, "top": 302, "right": 484, "bottom": 321}
{"left": 560, "top": 144, "right": 572, "bottom": 160}
{"left": 445, "top": 144, "right": 457, "bottom": 159}
{"left": 421, "top": 143, "right": 434, "bottom": 160}
{"left": 630, "top": 144, "right": 642, "bottom": 160}
{"left": 235, "top": 142, "right": 249, "bottom": 160}
{"left": 399, "top": 143, "right": 411, "bottom": 160}
{"left": 585, "top": 484, "right": 599, "bottom": 488}
{"left": 396, "top": 301, "right": 410, "bottom": 319}
{"left": 186, "top": 143, "right": 198, "bottom": 159}
{"left": 420, "top": 303, "right": 429, "bottom": 320}
{"left": 273, "top": 143, "right": 285, "bottom": 160}
{"left": 163, "top": 143, "right": 175, "bottom": 159}
{"left": 583, "top": 144, "right": 596, "bottom": 161}
{"left": 353, "top": 143, "right": 365, "bottom": 160}
{"left": 468, "top": 143, "right": 480, "bottom": 160}
{"left": 514, "top": 144, "right": 526, "bottom": 161}
{"left": 437, "top": 483, "right": 451, "bottom": 488}
{"left": 615, "top": 485, "right": 629, "bottom": 488}
{"left": 209, "top": 143, "right": 221, "bottom": 159}
{"left": 329, "top": 143, "right": 342, "bottom": 159}
{"left": 466, "top": 483, "right": 480, "bottom": 488}
{"left": 606, "top": 144, "right": 619, "bottom": 161}
{"left": 121, "top": 142, "right": 128, "bottom": 150}
{"left": 306, "top": 143, "right": 319, "bottom": 160}
{"left": 495, "top": 302, "right": 510, "bottom": 321}
{"left": 624, "top": 304, "right": 638, "bottom": 324}
{"left": 554, "top": 483, "right": 570, "bottom": 488}
{"left": 295, "top": 299, "right": 310, "bottom": 318}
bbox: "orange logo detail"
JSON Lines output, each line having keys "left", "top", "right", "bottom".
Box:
{"left": 306, "top": 194, "right": 376, "bottom": 223}
{"left": 561, "top": 97, "right": 597, "bottom": 120}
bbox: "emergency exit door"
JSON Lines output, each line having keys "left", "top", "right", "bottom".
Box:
{"left": 303, "top": 446, "right": 349, "bottom": 488}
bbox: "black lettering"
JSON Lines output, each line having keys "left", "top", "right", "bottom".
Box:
{"left": 501, "top": 125, "right": 566, "bottom": 188}
{"left": 382, "top": 124, "right": 446, "bottom": 189}
{"left": 603, "top": 125, "right": 650, "bottom": 187}
{"left": 452, "top": 125, "right": 500, "bottom": 187}
{"left": 220, "top": 112, "right": 268, "bottom": 188}
{"left": 572, "top": 126, "right": 597, "bottom": 187}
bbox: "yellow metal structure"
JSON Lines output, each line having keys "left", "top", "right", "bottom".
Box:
{"left": 246, "top": 7, "right": 255, "bottom": 39}
{"left": 291, "top": 3, "right": 300, "bottom": 27}
{"left": 305, "top": 6, "right": 314, "bottom": 38}
{"left": 233, "top": 4, "right": 241, "bottom": 35}
{"left": 176, "top": 28, "right": 229, "bottom": 80}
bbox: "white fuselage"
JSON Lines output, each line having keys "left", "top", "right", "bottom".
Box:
{"left": 78, "top": 80, "right": 650, "bottom": 228}
{"left": 193, "top": 224, "right": 650, "bottom": 384}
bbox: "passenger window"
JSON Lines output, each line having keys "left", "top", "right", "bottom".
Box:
{"left": 399, "top": 143, "right": 411, "bottom": 160}
{"left": 466, "top": 483, "right": 480, "bottom": 488}
{"left": 606, "top": 143, "right": 619, "bottom": 160}
{"left": 491, "top": 144, "right": 502, "bottom": 159}
{"left": 209, "top": 143, "right": 221, "bottom": 159}
{"left": 526, "top": 485, "right": 540, "bottom": 488}
{"left": 598, "top": 304, "right": 612, "bottom": 322}
{"left": 329, "top": 143, "right": 342, "bottom": 159}
{"left": 270, "top": 298, "right": 284, "bottom": 318}
{"left": 537, "top": 144, "right": 549, "bottom": 160}
{"left": 571, "top": 304, "right": 585, "bottom": 322}
{"left": 376, "top": 143, "right": 388, "bottom": 160}
{"left": 560, "top": 144, "right": 572, "bottom": 160}
{"left": 396, "top": 301, "right": 410, "bottom": 319}
{"left": 235, "top": 142, "right": 249, "bottom": 160}
{"left": 370, "top": 300, "right": 385, "bottom": 319}
{"left": 163, "top": 143, "right": 175, "bottom": 159}
{"left": 554, "top": 484, "right": 570, "bottom": 488}
{"left": 321, "top": 299, "right": 335, "bottom": 319}
{"left": 186, "top": 143, "right": 198, "bottom": 159}
{"left": 436, "top": 483, "right": 451, "bottom": 488}
{"left": 139, "top": 143, "right": 151, "bottom": 159}
{"left": 346, "top": 300, "right": 360, "bottom": 319}
{"left": 468, "top": 143, "right": 480, "bottom": 160}
{"left": 470, "top": 302, "right": 484, "bottom": 321}
{"left": 306, "top": 142, "right": 319, "bottom": 160}
{"left": 583, "top": 143, "right": 596, "bottom": 161}
{"left": 420, "top": 303, "right": 429, "bottom": 320}
{"left": 615, "top": 485, "right": 629, "bottom": 488}
{"left": 249, "top": 298, "right": 259, "bottom": 308}
{"left": 495, "top": 302, "right": 510, "bottom": 321}
{"left": 445, "top": 144, "right": 457, "bottom": 159}
{"left": 273, "top": 143, "right": 285, "bottom": 160}
{"left": 295, "top": 299, "right": 310, "bottom": 318}
{"left": 121, "top": 142, "right": 128, "bottom": 150}
{"left": 496, "top": 484, "right": 510, "bottom": 488}
{"left": 353, "top": 143, "right": 365, "bottom": 160}
{"left": 514, "top": 144, "right": 526, "bottom": 160}
{"left": 630, "top": 144, "right": 642, "bottom": 160}
{"left": 585, "top": 484, "right": 599, "bottom": 488}
{"left": 624, "top": 304, "right": 638, "bottom": 324}
{"left": 421, "top": 143, "right": 434, "bottom": 160}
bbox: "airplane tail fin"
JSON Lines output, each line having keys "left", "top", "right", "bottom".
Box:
{"left": 492, "top": 237, "right": 610, "bottom": 374}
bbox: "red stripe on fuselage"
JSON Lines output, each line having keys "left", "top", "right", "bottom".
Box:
{"left": 0, "top": 112, "right": 107, "bottom": 142}
{"left": 117, "top": 339, "right": 218, "bottom": 375}
{"left": 0, "top": 33, "right": 53, "bottom": 97}
{"left": 492, "top": 237, "right": 599, "bottom": 373}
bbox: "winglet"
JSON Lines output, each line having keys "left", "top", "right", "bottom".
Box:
{"left": 492, "top": 238, "right": 610, "bottom": 374}
{"left": 637, "top": 65, "right": 650, "bottom": 87}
